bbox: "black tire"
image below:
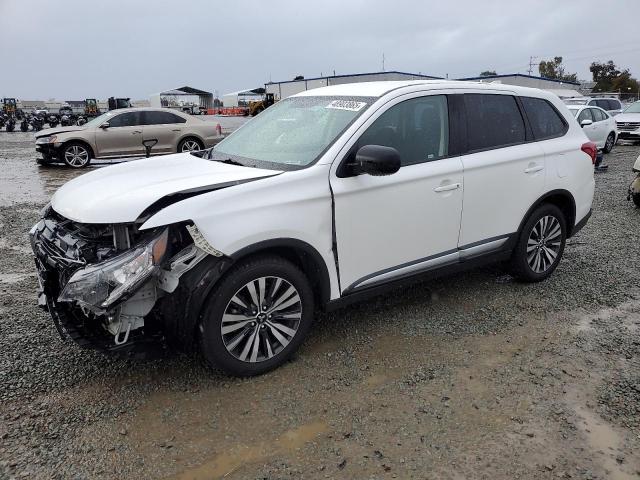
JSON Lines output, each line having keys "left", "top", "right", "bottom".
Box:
{"left": 178, "top": 137, "right": 204, "bottom": 153}
{"left": 509, "top": 204, "right": 566, "bottom": 282}
{"left": 603, "top": 132, "right": 615, "bottom": 154}
{"left": 61, "top": 142, "right": 91, "bottom": 168}
{"left": 633, "top": 193, "right": 640, "bottom": 208}
{"left": 199, "top": 255, "right": 314, "bottom": 376}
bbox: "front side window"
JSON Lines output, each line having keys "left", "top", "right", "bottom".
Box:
{"left": 356, "top": 95, "right": 449, "bottom": 166}
{"left": 108, "top": 112, "right": 141, "bottom": 127}
{"left": 214, "top": 96, "right": 374, "bottom": 169}
{"left": 521, "top": 97, "right": 567, "bottom": 140}
{"left": 607, "top": 99, "right": 621, "bottom": 111}
{"left": 465, "top": 94, "right": 525, "bottom": 151}
{"left": 577, "top": 108, "right": 593, "bottom": 123}
{"left": 592, "top": 108, "right": 607, "bottom": 122}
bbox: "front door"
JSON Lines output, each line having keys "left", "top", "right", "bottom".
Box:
{"left": 94, "top": 111, "right": 144, "bottom": 157}
{"left": 330, "top": 94, "right": 464, "bottom": 293}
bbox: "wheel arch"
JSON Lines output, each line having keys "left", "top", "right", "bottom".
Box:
{"left": 177, "top": 134, "right": 205, "bottom": 151}
{"left": 229, "top": 238, "right": 332, "bottom": 309}
{"left": 59, "top": 138, "right": 95, "bottom": 158}
{"left": 517, "top": 189, "right": 577, "bottom": 239}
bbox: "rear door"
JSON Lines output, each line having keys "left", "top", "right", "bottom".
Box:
{"left": 590, "top": 108, "right": 609, "bottom": 147}
{"left": 142, "top": 111, "right": 187, "bottom": 153}
{"left": 94, "top": 111, "right": 144, "bottom": 157}
{"left": 458, "top": 93, "right": 546, "bottom": 247}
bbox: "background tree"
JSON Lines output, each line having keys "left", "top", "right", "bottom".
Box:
{"left": 479, "top": 70, "right": 497, "bottom": 77}
{"left": 538, "top": 56, "right": 578, "bottom": 82}
{"left": 589, "top": 60, "right": 639, "bottom": 95}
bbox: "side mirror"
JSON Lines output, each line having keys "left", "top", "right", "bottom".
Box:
{"left": 100, "top": 122, "right": 109, "bottom": 129}
{"left": 580, "top": 119, "right": 593, "bottom": 128}
{"left": 353, "top": 145, "right": 401, "bottom": 176}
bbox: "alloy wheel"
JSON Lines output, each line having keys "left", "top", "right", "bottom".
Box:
{"left": 221, "top": 276, "right": 302, "bottom": 363}
{"left": 181, "top": 140, "right": 201, "bottom": 152}
{"left": 64, "top": 145, "right": 89, "bottom": 167}
{"left": 526, "top": 215, "right": 562, "bottom": 274}
{"left": 605, "top": 134, "right": 614, "bottom": 151}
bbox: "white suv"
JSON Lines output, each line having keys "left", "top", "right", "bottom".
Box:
{"left": 30, "top": 81, "right": 595, "bottom": 376}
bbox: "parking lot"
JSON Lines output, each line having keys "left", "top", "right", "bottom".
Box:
{"left": 1, "top": 133, "right": 639, "bottom": 479}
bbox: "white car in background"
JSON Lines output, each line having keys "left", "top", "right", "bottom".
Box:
{"left": 565, "top": 97, "right": 624, "bottom": 116}
{"left": 614, "top": 101, "right": 640, "bottom": 142}
{"left": 566, "top": 105, "right": 618, "bottom": 153}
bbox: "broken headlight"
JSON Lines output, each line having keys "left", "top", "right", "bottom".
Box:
{"left": 58, "top": 229, "right": 169, "bottom": 312}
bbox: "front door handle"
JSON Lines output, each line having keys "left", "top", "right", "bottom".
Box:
{"left": 131, "top": 130, "right": 142, "bottom": 134}
{"left": 434, "top": 183, "right": 461, "bottom": 192}
{"left": 524, "top": 165, "right": 544, "bottom": 174}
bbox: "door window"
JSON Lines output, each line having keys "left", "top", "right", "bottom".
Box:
{"left": 356, "top": 95, "right": 449, "bottom": 166}
{"left": 520, "top": 97, "right": 567, "bottom": 140}
{"left": 577, "top": 108, "right": 593, "bottom": 123}
{"left": 108, "top": 112, "right": 141, "bottom": 127}
{"left": 591, "top": 108, "right": 607, "bottom": 122}
{"left": 464, "top": 94, "right": 526, "bottom": 151}
{"left": 606, "top": 99, "right": 621, "bottom": 111}
{"left": 142, "top": 111, "right": 187, "bottom": 125}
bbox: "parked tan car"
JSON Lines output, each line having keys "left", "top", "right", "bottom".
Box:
{"left": 35, "top": 108, "right": 221, "bottom": 168}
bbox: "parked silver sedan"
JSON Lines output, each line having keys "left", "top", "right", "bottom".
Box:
{"left": 35, "top": 108, "right": 221, "bottom": 168}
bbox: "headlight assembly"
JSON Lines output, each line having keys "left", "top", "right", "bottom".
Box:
{"left": 58, "top": 228, "right": 169, "bottom": 312}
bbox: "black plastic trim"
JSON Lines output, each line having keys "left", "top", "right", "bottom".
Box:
{"left": 571, "top": 209, "right": 592, "bottom": 237}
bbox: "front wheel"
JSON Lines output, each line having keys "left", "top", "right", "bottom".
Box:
{"left": 199, "top": 256, "right": 314, "bottom": 376}
{"left": 62, "top": 142, "right": 91, "bottom": 168}
{"left": 633, "top": 193, "right": 640, "bottom": 208}
{"left": 509, "top": 204, "right": 566, "bottom": 282}
{"left": 603, "top": 132, "right": 615, "bottom": 154}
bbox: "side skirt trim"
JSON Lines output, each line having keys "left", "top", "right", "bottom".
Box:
{"left": 343, "top": 233, "right": 513, "bottom": 294}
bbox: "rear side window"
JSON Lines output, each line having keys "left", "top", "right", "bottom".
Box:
{"left": 143, "top": 111, "right": 187, "bottom": 125}
{"left": 464, "top": 94, "right": 525, "bottom": 151}
{"left": 607, "top": 99, "right": 621, "bottom": 111}
{"left": 521, "top": 97, "right": 567, "bottom": 140}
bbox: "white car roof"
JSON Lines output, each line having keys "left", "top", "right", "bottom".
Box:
{"left": 292, "top": 80, "right": 549, "bottom": 98}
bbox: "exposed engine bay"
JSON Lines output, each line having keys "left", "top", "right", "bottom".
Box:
{"left": 30, "top": 205, "right": 212, "bottom": 353}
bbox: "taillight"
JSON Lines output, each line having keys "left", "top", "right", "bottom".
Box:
{"left": 581, "top": 141, "right": 597, "bottom": 165}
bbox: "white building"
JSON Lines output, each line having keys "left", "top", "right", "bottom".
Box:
{"left": 265, "top": 71, "right": 441, "bottom": 101}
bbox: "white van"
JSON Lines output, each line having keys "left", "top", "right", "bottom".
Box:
{"left": 31, "top": 81, "right": 595, "bottom": 375}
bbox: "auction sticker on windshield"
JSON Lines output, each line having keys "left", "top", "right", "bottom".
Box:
{"left": 326, "top": 100, "right": 367, "bottom": 111}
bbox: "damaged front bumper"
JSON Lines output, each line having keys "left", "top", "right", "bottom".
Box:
{"left": 29, "top": 208, "right": 212, "bottom": 354}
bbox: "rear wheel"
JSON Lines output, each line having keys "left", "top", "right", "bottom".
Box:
{"left": 199, "top": 256, "right": 314, "bottom": 376}
{"left": 62, "top": 142, "right": 91, "bottom": 168}
{"left": 633, "top": 193, "right": 640, "bottom": 208}
{"left": 510, "top": 204, "right": 566, "bottom": 282}
{"left": 603, "top": 132, "right": 615, "bottom": 153}
{"left": 178, "top": 137, "right": 204, "bottom": 153}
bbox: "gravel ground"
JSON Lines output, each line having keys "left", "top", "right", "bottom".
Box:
{"left": 1, "top": 133, "right": 639, "bottom": 479}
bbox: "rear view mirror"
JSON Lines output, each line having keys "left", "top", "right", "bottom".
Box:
{"left": 353, "top": 145, "right": 401, "bottom": 176}
{"left": 580, "top": 119, "right": 593, "bottom": 128}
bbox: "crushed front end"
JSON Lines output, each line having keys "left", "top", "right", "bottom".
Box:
{"left": 30, "top": 205, "right": 214, "bottom": 355}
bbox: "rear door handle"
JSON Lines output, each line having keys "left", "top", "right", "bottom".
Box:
{"left": 434, "top": 183, "right": 461, "bottom": 192}
{"left": 524, "top": 165, "right": 544, "bottom": 174}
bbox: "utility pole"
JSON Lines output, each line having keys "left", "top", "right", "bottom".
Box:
{"left": 527, "top": 56, "right": 539, "bottom": 76}
{"left": 382, "top": 52, "right": 385, "bottom": 72}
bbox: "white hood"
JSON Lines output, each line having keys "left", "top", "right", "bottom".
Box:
{"left": 614, "top": 113, "right": 640, "bottom": 123}
{"left": 51, "top": 153, "right": 280, "bottom": 224}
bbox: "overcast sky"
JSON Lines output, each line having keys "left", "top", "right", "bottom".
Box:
{"left": 1, "top": 0, "right": 639, "bottom": 100}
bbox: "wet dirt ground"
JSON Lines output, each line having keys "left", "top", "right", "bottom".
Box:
{"left": 1, "top": 132, "right": 639, "bottom": 479}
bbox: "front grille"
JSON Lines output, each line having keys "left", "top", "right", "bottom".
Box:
{"left": 616, "top": 121, "right": 640, "bottom": 132}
